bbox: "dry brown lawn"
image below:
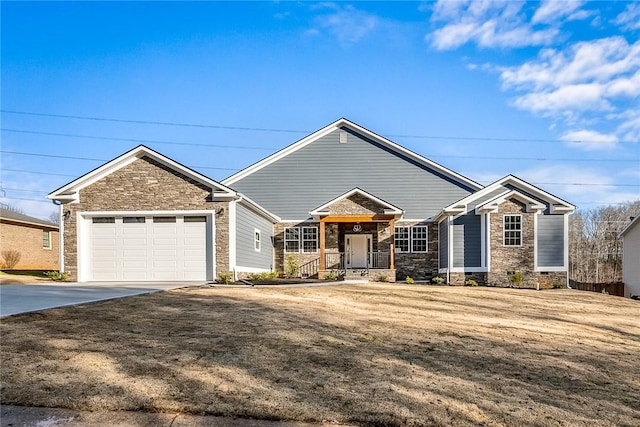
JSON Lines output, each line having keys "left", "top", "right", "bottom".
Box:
{"left": 0, "top": 270, "right": 52, "bottom": 284}
{"left": 1, "top": 284, "right": 639, "bottom": 426}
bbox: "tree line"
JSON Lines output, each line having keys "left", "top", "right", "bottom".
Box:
{"left": 569, "top": 199, "right": 640, "bottom": 284}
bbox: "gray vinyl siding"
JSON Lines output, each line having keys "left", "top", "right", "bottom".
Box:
{"left": 452, "top": 214, "right": 481, "bottom": 268}
{"left": 439, "top": 220, "right": 448, "bottom": 269}
{"left": 236, "top": 203, "right": 274, "bottom": 270}
{"left": 537, "top": 215, "right": 565, "bottom": 267}
{"left": 228, "top": 128, "right": 476, "bottom": 219}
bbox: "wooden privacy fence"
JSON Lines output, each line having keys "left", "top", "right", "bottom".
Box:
{"left": 569, "top": 280, "right": 625, "bottom": 297}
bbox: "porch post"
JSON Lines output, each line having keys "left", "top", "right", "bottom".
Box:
{"left": 319, "top": 221, "right": 326, "bottom": 270}
{"left": 389, "top": 218, "right": 395, "bottom": 269}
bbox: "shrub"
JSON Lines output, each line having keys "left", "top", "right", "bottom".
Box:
{"left": 376, "top": 275, "right": 389, "bottom": 282}
{"left": 216, "top": 272, "right": 233, "bottom": 284}
{"left": 45, "top": 271, "right": 67, "bottom": 281}
{"left": 553, "top": 282, "right": 566, "bottom": 289}
{"left": 431, "top": 276, "right": 445, "bottom": 284}
{"left": 509, "top": 271, "right": 523, "bottom": 285}
{"left": 405, "top": 276, "right": 415, "bottom": 284}
{"left": 284, "top": 255, "right": 300, "bottom": 278}
{"left": 465, "top": 279, "right": 478, "bottom": 286}
{"left": 247, "top": 271, "right": 278, "bottom": 281}
{"left": 1, "top": 250, "right": 21, "bottom": 269}
{"left": 324, "top": 270, "right": 339, "bottom": 281}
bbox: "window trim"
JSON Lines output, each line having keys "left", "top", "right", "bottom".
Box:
{"left": 503, "top": 214, "right": 523, "bottom": 247}
{"left": 254, "top": 229, "right": 261, "bottom": 252}
{"left": 411, "top": 225, "right": 428, "bottom": 253}
{"left": 42, "top": 230, "right": 52, "bottom": 249}
{"left": 394, "top": 226, "right": 410, "bottom": 253}
{"left": 284, "top": 226, "right": 319, "bottom": 253}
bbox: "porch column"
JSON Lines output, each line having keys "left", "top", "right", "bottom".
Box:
{"left": 389, "top": 218, "right": 395, "bottom": 269}
{"left": 319, "top": 221, "right": 326, "bottom": 270}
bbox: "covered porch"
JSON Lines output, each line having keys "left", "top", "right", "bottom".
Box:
{"left": 307, "top": 188, "right": 404, "bottom": 281}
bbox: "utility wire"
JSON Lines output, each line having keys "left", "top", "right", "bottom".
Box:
{"left": 1, "top": 109, "right": 633, "bottom": 144}
{"left": 1, "top": 128, "right": 275, "bottom": 150}
{"left": 2, "top": 166, "right": 638, "bottom": 188}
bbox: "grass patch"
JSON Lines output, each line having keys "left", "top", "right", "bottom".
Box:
{"left": 1, "top": 284, "right": 638, "bottom": 426}
{"left": 0, "top": 270, "right": 53, "bottom": 284}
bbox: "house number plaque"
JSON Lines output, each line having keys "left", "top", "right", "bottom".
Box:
{"left": 353, "top": 224, "right": 363, "bottom": 232}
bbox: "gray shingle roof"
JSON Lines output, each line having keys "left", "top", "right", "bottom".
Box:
{"left": 0, "top": 208, "right": 59, "bottom": 229}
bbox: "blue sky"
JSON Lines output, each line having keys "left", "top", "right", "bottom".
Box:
{"left": 1, "top": 1, "right": 639, "bottom": 220}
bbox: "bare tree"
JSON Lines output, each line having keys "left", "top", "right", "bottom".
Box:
{"left": 48, "top": 211, "right": 60, "bottom": 225}
{"left": 1, "top": 204, "right": 25, "bottom": 214}
{"left": 570, "top": 200, "right": 640, "bottom": 283}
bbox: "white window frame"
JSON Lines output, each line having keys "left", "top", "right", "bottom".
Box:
{"left": 284, "top": 227, "right": 300, "bottom": 253}
{"left": 254, "top": 229, "right": 261, "bottom": 252}
{"left": 284, "top": 226, "right": 318, "bottom": 253}
{"left": 302, "top": 226, "right": 318, "bottom": 253}
{"left": 43, "top": 230, "right": 52, "bottom": 249}
{"left": 394, "top": 226, "right": 410, "bottom": 253}
{"left": 411, "top": 225, "right": 428, "bottom": 253}
{"left": 504, "top": 215, "right": 522, "bottom": 247}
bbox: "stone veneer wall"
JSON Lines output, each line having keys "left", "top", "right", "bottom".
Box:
{"left": 61, "top": 157, "right": 229, "bottom": 281}
{"left": 394, "top": 221, "right": 439, "bottom": 281}
{"left": 485, "top": 198, "right": 564, "bottom": 289}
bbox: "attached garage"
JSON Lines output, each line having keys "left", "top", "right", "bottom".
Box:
{"left": 48, "top": 145, "right": 237, "bottom": 282}
{"left": 87, "top": 214, "right": 211, "bottom": 281}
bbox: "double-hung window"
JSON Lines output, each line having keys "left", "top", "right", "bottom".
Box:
{"left": 254, "top": 229, "right": 261, "bottom": 252}
{"left": 411, "top": 226, "right": 428, "bottom": 253}
{"left": 284, "top": 226, "right": 318, "bottom": 253}
{"left": 395, "top": 226, "right": 429, "bottom": 253}
{"left": 42, "top": 231, "right": 52, "bottom": 249}
{"left": 504, "top": 215, "right": 522, "bottom": 246}
{"left": 394, "top": 227, "right": 410, "bottom": 253}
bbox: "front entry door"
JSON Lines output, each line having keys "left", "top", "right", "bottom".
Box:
{"left": 345, "top": 234, "right": 372, "bottom": 268}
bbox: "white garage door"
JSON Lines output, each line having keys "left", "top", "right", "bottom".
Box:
{"left": 90, "top": 215, "right": 208, "bottom": 281}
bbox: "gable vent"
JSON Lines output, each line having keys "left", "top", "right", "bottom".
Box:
{"left": 339, "top": 130, "right": 348, "bottom": 144}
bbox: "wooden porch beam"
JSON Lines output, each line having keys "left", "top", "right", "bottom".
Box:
{"left": 319, "top": 215, "right": 394, "bottom": 223}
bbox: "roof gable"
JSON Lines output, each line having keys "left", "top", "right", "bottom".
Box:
{"left": 310, "top": 188, "right": 403, "bottom": 219}
{"left": 620, "top": 215, "right": 640, "bottom": 238}
{"left": 474, "top": 190, "right": 546, "bottom": 214}
{"left": 223, "top": 118, "right": 482, "bottom": 191}
{"left": 48, "top": 145, "right": 236, "bottom": 203}
{"left": 436, "top": 175, "right": 575, "bottom": 220}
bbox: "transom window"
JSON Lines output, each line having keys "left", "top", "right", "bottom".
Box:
{"left": 394, "top": 226, "right": 428, "bottom": 253}
{"left": 504, "top": 215, "right": 522, "bottom": 246}
{"left": 284, "top": 226, "right": 318, "bottom": 253}
{"left": 42, "top": 231, "right": 51, "bottom": 249}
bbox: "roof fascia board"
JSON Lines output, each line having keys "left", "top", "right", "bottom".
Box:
{"left": 474, "top": 190, "right": 546, "bottom": 214}
{"left": 48, "top": 145, "right": 236, "bottom": 200}
{"left": 222, "top": 118, "right": 483, "bottom": 191}
{"left": 0, "top": 218, "right": 59, "bottom": 230}
{"left": 443, "top": 175, "right": 574, "bottom": 214}
{"left": 238, "top": 194, "right": 281, "bottom": 223}
{"left": 309, "top": 187, "right": 403, "bottom": 217}
{"left": 619, "top": 215, "right": 640, "bottom": 238}
{"left": 222, "top": 119, "right": 345, "bottom": 186}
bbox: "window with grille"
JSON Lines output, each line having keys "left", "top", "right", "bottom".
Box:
{"left": 504, "top": 215, "right": 522, "bottom": 246}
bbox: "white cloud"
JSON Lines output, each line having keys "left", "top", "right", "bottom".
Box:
{"left": 614, "top": 3, "right": 640, "bottom": 31}
{"left": 426, "top": 0, "right": 593, "bottom": 50}
{"left": 560, "top": 129, "right": 619, "bottom": 151}
{"left": 531, "top": 0, "right": 585, "bottom": 24}
{"left": 309, "top": 3, "right": 379, "bottom": 46}
{"left": 498, "top": 37, "right": 640, "bottom": 146}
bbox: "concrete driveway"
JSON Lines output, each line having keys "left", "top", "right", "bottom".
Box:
{"left": 0, "top": 282, "right": 201, "bottom": 317}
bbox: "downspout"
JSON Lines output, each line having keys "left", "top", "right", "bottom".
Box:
{"left": 53, "top": 200, "right": 64, "bottom": 273}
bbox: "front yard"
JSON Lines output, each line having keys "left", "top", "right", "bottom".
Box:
{"left": 1, "top": 284, "right": 638, "bottom": 426}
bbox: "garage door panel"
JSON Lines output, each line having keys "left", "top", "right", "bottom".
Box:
{"left": 89, "top": 214, "right": 208, "bottom": 281}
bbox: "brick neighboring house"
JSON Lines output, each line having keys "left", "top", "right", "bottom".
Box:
{"left": 49, "top": 118, "right": 575, "bottom": 288}
{"left": 0, "top": 208, "right": 59, "bottom": 270}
